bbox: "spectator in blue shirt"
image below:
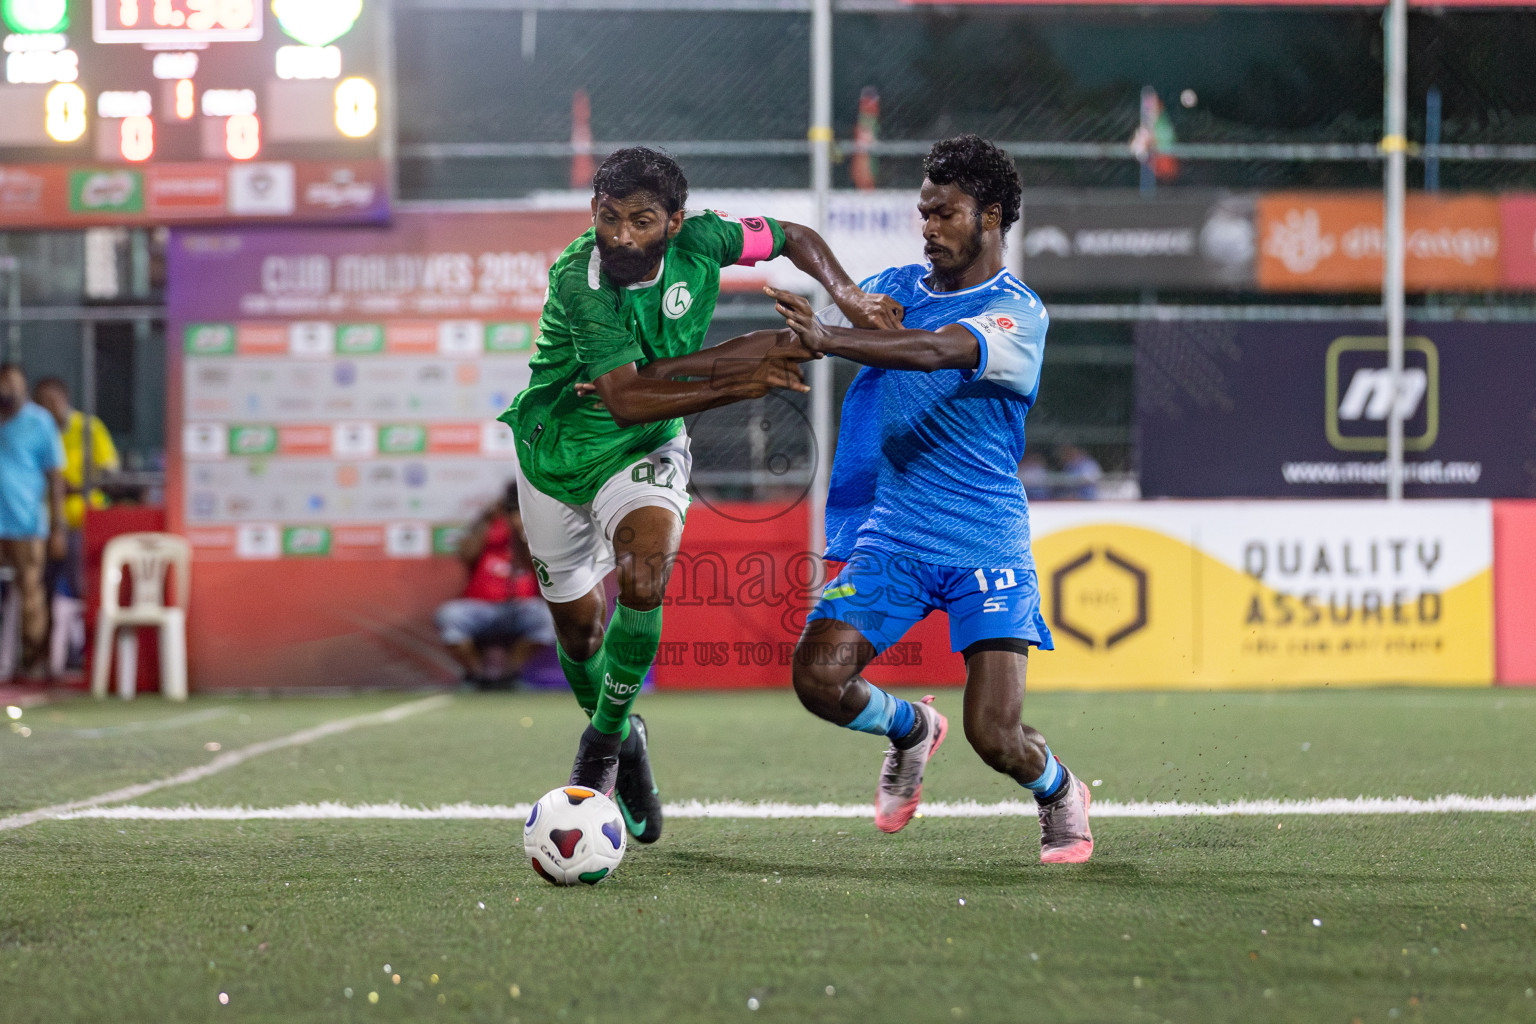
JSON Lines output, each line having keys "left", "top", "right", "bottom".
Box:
{"left": 1055, "top": 444, "right": 1103, "bottom": 501}
{"left": 0, "top": 363, "right": 66, "bottom": 681}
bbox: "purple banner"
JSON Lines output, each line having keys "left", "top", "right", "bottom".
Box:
{"left": 1136, "top": 321, "right": 1536, "bottom": 498}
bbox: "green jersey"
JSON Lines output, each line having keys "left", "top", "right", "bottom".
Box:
{"left": 502, "top": 209, "right": 786, "bottom": 505}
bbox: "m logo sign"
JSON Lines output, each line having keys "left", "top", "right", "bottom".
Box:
{"left": 1325, "top": 336, "right": 1439, "bottom": 452}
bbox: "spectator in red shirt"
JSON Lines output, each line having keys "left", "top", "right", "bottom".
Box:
{"left": 436, "top": 484, "right": 556, "bottom": 688}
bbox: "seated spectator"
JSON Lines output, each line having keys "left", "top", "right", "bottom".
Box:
{"left": 435, "top": 484, "right": 556, "bottom": 689}
{"left": 1055, "top": 444, "right": 1103, "bottom": 500}
{"left": 0, "top": 364, "right": 65, "bottom": 682}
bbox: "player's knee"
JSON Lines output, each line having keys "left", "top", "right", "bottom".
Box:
{"left": 618, "top": 589, "right": 664, "bottom": 613}
{"left": 790, "top": 654, "right": 846, "bottom": 718}
{"left": 552, "top": 616, "right": 604, "bottom": 661}
{"left": 616, "top": 566, "right": 669, "bottom": 612}
{"left": 965, "top": 718, "right": 1022, "bottom": 774}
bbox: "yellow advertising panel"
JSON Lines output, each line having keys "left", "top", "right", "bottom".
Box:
{"left": 1028, "top": 501, "right": 1494, "bottom": 689}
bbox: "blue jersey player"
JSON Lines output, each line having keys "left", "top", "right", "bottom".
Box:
{"left": 769, "top": 135, "right": 1093, "bottom": 864}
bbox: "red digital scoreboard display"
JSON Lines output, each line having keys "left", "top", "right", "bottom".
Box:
{"left": 94, "top": 0, "right": 261, "bottom": 43}
{"left": 0, "top": 0, "right": 387, "bottom": 226}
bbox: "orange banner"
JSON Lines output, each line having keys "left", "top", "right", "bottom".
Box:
{"left": 1257, "top": 193, "right": 1501, "bottom": 292}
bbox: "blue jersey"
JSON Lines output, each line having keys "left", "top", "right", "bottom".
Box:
{"left": 0, "top": 403, "right": 63, "bottom": 539}
{"left": 822, "top": 264, "right": 1047, "bottom": 568}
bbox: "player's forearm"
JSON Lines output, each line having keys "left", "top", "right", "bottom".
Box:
{"left": 778, "top": 222, "right": 863, "bottom": 308}
{"left": 815, "top": 326, "right": 979, "bottom": 372}
{"left": 639, "top": 330, "right": 793, "bottom": 380}
{"left": 596, "top": 376, "right": 767, "bottom": 427}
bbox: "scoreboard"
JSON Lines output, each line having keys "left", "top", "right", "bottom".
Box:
{"left": 0, "top": 0, "right": 387, "bottom": 225}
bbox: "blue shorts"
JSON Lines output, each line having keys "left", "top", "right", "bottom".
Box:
{"left": 807, "top": 549, "right": 1054, "bottom": 655}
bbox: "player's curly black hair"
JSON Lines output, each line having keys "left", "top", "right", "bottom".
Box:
{"left": 591, "top": 146, "right": 689, "bottom": 216}
{"left": 923, "top": 135, "right": 1022, "bottom": 233}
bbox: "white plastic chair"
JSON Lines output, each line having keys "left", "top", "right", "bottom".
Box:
{"left": 91, "top": 533, "right": 191, "bottom": 701}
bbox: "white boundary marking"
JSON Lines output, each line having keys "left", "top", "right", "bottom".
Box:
{"left": 47, "top": 793, "right": 1536, "bottom": 823}
{"left": 0, "top": 695, "right": 451, "bottom": 832}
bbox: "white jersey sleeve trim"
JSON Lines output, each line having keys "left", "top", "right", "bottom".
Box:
{"left": 815, "top": 304, "right": 852, "bottom": 328}
{"left": 956, "top": 303, "right": 1046, "bottom": 397}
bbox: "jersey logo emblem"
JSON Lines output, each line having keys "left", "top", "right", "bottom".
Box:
{"left": 982, "top": 597, "right": 1009, "bottom": 613}
{"left": 996, "top": 316, "right": 1015, "bottom": 330}
{"left": 742, "top": 216, "right": 766, "bottom": 231}
{"left": 663, "top": 281, "right": 693, "bottom": 320}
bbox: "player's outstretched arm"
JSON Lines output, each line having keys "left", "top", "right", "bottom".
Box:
{"left": 583, "top": 358, "right": 808, "bottom": 428}
{"left": 636, "top": 329, "right": 818, "bottom": 381}
{"left": 766, "top": 286, "right": 979, "bottom": 372}
{"left": 776, "top": 222, "right": 904, "bottom": 330}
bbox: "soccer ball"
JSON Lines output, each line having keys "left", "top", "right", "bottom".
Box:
{"left": 524, "top": 786, "right": 626, "bottom": 886}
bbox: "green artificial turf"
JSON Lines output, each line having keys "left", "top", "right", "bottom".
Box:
{"left": 4, "top": 689, "right": 1536, "bottom": 1023}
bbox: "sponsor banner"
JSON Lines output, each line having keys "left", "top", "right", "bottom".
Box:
{"left": 1137, "top": 321, "right": 1536, "bottom": 498}
{"left": 168, "top": 209, "right": 594, "bottom": 565}
{"left": 0, "top": 166, "right": 47, "bottom": 218}
{"left": 1494, "top": 501, "right": 1536, "bottom": 685}
{"left": 1257, "top": 192, "right": 1501, "bottom": 292}
{"left": 70, "top": 169, "right": 143, "bottom": 214}
{"left": 1026, "top": 501, "right": 1494, "bottom": 689}
{"left": 147, "top": 166, "right": 227, "bottom": 215}
{"left": 0, "top": 160, "right": 388, "bottom": 227}
{"left": 1498, "top": 195, "right": 1536, "bottom": 288}
{"left": 1020, "top": 191, "right": 1256, "bottom": 290}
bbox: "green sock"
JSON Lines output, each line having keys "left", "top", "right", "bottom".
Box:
{"left": 558, "top": 636, "right": 632, "bottom": 741}
{"left": 557, "top": 643, "right": 603, "bottom": 717}
{"left": 591, "top": 603, "right": 662, "bottom": 735}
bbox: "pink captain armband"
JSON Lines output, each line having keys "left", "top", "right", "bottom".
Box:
{"left": 736, "top": 215, "right": 776, "bottom": 266}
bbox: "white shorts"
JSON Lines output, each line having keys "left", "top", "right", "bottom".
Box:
{"left": 514, "top": 432, "right": 693, "bottom": 603}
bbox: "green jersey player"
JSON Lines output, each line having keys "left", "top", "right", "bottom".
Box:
{"left": 502, "top": 147, "right": 899, "bottom": 844}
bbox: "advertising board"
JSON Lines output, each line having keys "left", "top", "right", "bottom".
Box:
{"left": 1019, "top": 191, "right": 1256, "bottom": 290}
{"left": 166, "top": 208, "right": 591, "bottom": 687}
{"left": 1256, "top": 193, "right": 1501, "bottom": 292}
{"left": 1137, "top": 320, "right": 1536, "bottom": 499}
{"left": 1026, "top": 501, "right": 1494, "bottom": 690}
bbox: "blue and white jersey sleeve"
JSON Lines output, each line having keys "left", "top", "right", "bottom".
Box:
{"left": 815, "top": 271, "right": 891, "bottom": 328}
{"left": 956, "top": 293, "right": 1047, "bottom": 398}
{"left": 815, "top": 305, "right": 852, "bottom": 328}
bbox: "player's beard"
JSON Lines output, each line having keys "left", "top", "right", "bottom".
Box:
{"left": 597, "top": 233, "right": 670, "bottom": 287}
{"left": 925, "top": 216, "right": 985, "bottom": 289}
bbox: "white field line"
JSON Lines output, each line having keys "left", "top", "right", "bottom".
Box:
{"left": 0, "top": 695, "right": 452, "bottom": 832}
{"left": 49, "top": 793, "right": 1536, "bottom": 823}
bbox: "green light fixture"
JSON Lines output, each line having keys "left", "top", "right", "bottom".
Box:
{"left": 2, "top": 0, "right": 68, "bottom": 34}
{"left": 271, "top": 0, "right": 360, "bottom": 47}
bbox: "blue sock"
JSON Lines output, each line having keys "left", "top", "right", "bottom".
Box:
{"left": 845, "top": 686, "right": 916, "bottom": 741}
{"left": 1023, "top": 747, "right": 1066, "bottom": 801}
